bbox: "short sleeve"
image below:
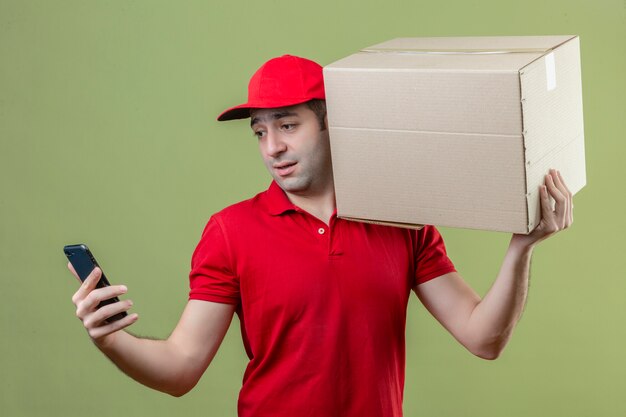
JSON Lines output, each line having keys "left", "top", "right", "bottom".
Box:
{"left": 189, "top": 215, "right": 240, "bottom": 304}
{"left": 413, "top": 225, "right": 456, "bottom": 286}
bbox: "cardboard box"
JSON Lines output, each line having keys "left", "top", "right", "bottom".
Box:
{"left": 324, "top": 35, "right": 586, "bottom": 233}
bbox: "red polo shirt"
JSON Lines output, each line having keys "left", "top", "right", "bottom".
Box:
{"left": 189, "top": 181, "right": 456, "bottom": 417}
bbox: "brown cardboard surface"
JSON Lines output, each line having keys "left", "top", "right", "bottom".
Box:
{"left": 367, "top": 36, "right": 575, "bottom": 52}
{"left": 324, "top": 70, "right": 523, "bottom": 134}
{"left": 339, "top": 217, "right": 425, "bottom": 230}
{"left": 330, "top": 128, "right": 528, "bottom": 233}
{"left": 520, "top": 37, "right": 586, "bottom": 229}
{"left": 324, "top": 35, "right": 585, "bottom": 233}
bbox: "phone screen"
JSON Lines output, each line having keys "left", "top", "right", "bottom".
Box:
{"left": 64, "top": 244, "right": 127, "bottom": 322}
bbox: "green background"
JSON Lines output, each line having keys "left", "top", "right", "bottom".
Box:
{"left": 1, "top": 0, "right": 624, "bottom": 416}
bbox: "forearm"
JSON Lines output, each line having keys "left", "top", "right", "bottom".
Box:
{"left": 71, "top": 268, "right": 234, "bottom": 395}
{"left": 95, "top": 330, "right": 202, "bottom": 396}
{"left": 417, "top": 170, "right": 572, "bottom": 359}
{"left": 465, "top": 236, "right": 534, "bottom": 358}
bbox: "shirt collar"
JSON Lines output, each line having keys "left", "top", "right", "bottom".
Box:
{"left": 266, "top": 181, "right": 299, "bottom": 216}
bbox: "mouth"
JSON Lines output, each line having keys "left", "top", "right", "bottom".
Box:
{"left": 273, "top": 161, "right": 297, "bottom": 177}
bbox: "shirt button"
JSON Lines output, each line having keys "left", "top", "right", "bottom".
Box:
{"left": 318, "top": 228, "right": 325, "bottom": 235}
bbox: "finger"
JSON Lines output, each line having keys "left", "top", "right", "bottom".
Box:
{"left": 551, "top": 170, "right": 572, "bottom": 224}
{"left": 545, "top": 172, "right": 566, "bottom": 226}
{"left": 549, "top": 171, "right": 566, "bottom": 229}
{"left": 67, "top": 262, "right": 80, "bottom": 282}
{"left": 553, "top": 170, "right": 573, "bottom": 227}
{"left": 88, "top": 313, "right": 139, "bottom": 341}
{"left": 555, "top": 170, "right": 573, "bottom": 197}
{"left": 78, "top": 284, "right": 128, "bottom": 315}
{"left": 83, "top": 299, "right": 134, "bottom": 329}
{"left": 539, "top": 184, "right": 557, "bottom": 233}
{"left": 556, "top": 171, "right": 574, "bottom": 227}
{"left": 71, "top": 267, "right": 103, "bottom": 305}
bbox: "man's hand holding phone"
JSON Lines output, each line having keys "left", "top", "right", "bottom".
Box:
{"left": 69, "top": 263, "right": 138, "bottom": 346}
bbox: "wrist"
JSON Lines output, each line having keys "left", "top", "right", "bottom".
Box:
{"left": 92, "top": 331, "right": 121, "bottom": 352}
{"left": 509, "top": 234, "right": 537, "bottom": 255}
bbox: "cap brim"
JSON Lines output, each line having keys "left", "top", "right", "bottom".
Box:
{"left": 217, "top": 104, "right": 253, "bottom": 121}
{"left": 216, "top": 97, "right": 320, "bottom": 122}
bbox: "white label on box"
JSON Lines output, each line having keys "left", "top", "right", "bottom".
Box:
{"left": 545, "top": 52, "right": 556, "bottom": 91}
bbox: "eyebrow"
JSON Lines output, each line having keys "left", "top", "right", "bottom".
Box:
{"left": 250, "top": 110, "right": 299, "bottom": 127}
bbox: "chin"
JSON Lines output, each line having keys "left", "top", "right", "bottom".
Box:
{"left": 276, "top": 177, "right": 310, "bottom": 194}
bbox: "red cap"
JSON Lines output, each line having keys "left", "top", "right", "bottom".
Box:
{"left": 217, "top": 55, "right": 325, "bottom": 121}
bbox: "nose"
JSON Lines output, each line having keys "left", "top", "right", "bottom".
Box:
{"left": 265, "top": 129, "right": 287, "bottom": 158}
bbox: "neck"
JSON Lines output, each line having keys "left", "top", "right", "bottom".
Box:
{"left": 285, "top": 185, "right": 336, "bottom": 225}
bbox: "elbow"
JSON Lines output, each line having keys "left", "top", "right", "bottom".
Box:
{"left": 165, "top": 381, "right": 197, "bottom": 398}
{"left": 473, "top": 346, "right": 503, "bottom": 361}
{"left": 162, "top": 371, "right": 202, "bottom": 397}
{"left": 466, "top": 335, "right": 510, "bottom": 361}
{"left": 162, "top": 353, "right": 207, "bottom": 397}
{"left": 168, "top": 388, "right": 191, "bottom": 398}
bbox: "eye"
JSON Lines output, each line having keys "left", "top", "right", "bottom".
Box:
{"left": 253, "top": 130, "right": 266, "bottom": 139}
{"left": 281, "top": 123, "right": 297, "bottom": 131}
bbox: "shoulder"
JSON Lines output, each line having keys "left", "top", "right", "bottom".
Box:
{"left": 413, "top": 225, "right": 450, "bottom": 253}
{"left": 192, "top": 188, "right": 270, "bottom": 261}
{"left": 211, "top": 188, "right": 270, "bottom": 227}
{"left": 414, "top": 225, "right": 446, "bottom": 244}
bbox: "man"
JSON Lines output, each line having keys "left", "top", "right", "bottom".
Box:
{"left": 70, "top": 55, "right": 573, "bottom": 416}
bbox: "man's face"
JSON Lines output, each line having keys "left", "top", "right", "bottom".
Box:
{"left": 250, "top": 103, "right": 333, "bottom": 197}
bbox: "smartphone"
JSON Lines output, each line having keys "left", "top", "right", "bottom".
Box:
{"left": 63, "top": 244, "right": 127, "bottom": 322}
